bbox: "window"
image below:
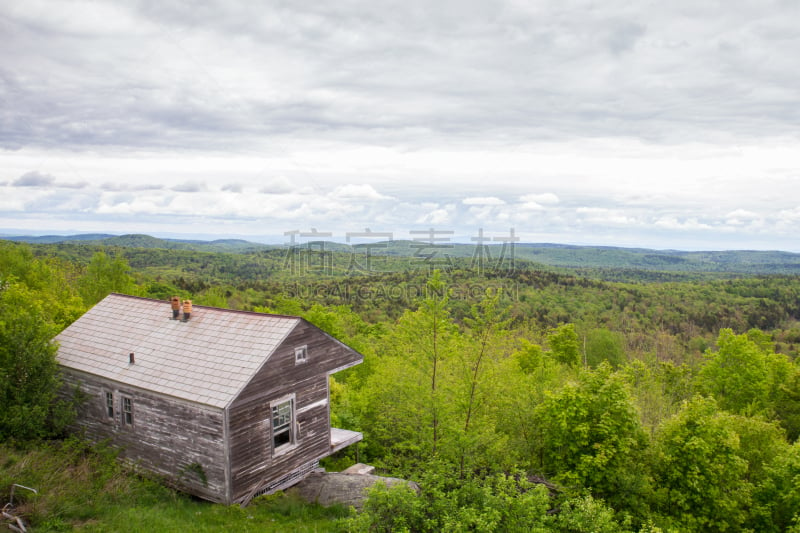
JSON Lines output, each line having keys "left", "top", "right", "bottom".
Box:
{"left": 271, "top": 398, "right": 294, "bottom": 450}
{"left": 122, "top": 397, "right": 133, "bottom": 426}
{"left": 105, "top": 392, "right": 114, "bottom": 418}
{"left": 295, "top": 345, "right": 308, "bottom": 364}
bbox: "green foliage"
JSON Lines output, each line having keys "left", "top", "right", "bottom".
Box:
{"left": 514, "top": 339, "right": 546, "bottom": 374}
{"left": 0, "top": 282, "right": 77, "bottom": 441}
{"left": 27, "top": 239, "right": 800, "bottom": 351}
{"left": 347, "top": 468, "right": 637, "bottom": 533}
{"left": 653, "top": 396, "right": 751, "bottom": 532}
{"left": 194, "top": 286, "right": 230, "bottom": 308}
{"left": 346, "top": 470, "right": 553, "bottom": 533}
{"left": 6, "top": 239, "right": 800, "bottom": 529}
{"left": 453, "top": 288, "right": 513, "bottom": 476}
{"left": 531, "top": 364, "right": 650, "bottom": 516}
{"left": 0, "top": 241, "right": 34, "bottom": 279}
{"left": 354, "top": 274, "right": 518, "bottom": 474}
{"left": 253, "top": 294, "right": 304, "bottom": 316}
{"left": 355, "top": 272, "right": 463, "bottom": 467}
{"left": 495, "top": 339, "right": 572, "bottom": 474}
{"left": 726, "top": 416, "right": 793, "bottom": 532}
{"left": 0, "top": 241, "right": 85, "bottom": 329}
{"left": 698, "top": 329, "right": 771, "bottom": 414}
{"left": 550, "top": 494, "right": 630, "bottom": 533}
{"left": 300, "top": 303, "right": 381, "bottom": 363}
{"left": 773, "top": 369, "right": 800, "bottom": 441}
{"left": 620, "top": 360, "right": 694, "bottom": 437}
{"left": 725, "top": 415, "right": 789, "bottom": 486}
{"left": 585, "top": 328, "right": 627, "bottom": 368}
{"left": 746, "top": 327, "right": 776, "bottom": 352}
{"left": 698, "top": 329, "right": 800, "bottom": 433}
{"left": 78, "top": 251, "right": 137, "bottom": 306}
{"left": 345, "top": 482, "right": 426, "bottom": 533}
{"left": 0, "top": 242, "right": 85, "bottom": 442}
{"left": 20, "top": 234, "right": 800, "bottom": 275}
{"left": 547, "top": 323, "right": 581, "bottom": 366}
{"left": 142, "top": 280, "right": 186, "bottom": 301}
{"left": 752, "top": 440, "right": 800, "bottom": 532}
{"left": 0, "top": 439, "right": 349, "bottom": 532}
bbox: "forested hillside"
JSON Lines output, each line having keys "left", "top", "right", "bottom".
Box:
{"left": 8, "top": 232, "right": 800, "bottom": 275}
{"left": 2, "top": 237, "right": 800, "bottom": 532}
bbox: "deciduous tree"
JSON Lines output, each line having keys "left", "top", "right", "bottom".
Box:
{"left": 0, "top": 282, "right": 77, "bottom": 440}
{"left": 78, "top": 251, "right": 137, "bottom": 306}
{"left": 531, "top": 363, "right": 651, "bottom": 515}
{"left": 653, "top": 396, "right": 751, "bottom": 531}
{"left": 547, "top": 323, "right": 580, "bottom": 366}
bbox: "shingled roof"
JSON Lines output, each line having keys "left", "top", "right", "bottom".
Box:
{"left": 55, "top": 294, "right": 300, "bottom": 408}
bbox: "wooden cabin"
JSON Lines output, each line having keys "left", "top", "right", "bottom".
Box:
{"left": 55, "top": 293, "right": 363, "bottom": 505}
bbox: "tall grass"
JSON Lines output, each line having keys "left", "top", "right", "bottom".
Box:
{"left": 0, "top": 438, "right": 351, "bottom": 532}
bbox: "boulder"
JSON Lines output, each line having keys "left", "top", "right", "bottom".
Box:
{"left": 291, "top": 470, "right": 420, "bottom": 510}
{"left": 340, "top": 462, "right": 376, "bottom": 476}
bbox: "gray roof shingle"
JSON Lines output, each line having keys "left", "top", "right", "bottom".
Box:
{"left": 55, "top": 294, "right": 299, "bottom": 408}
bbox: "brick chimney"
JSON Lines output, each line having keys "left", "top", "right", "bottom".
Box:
{"left": 171, "top": 296, "right": 181, "bottom": 320}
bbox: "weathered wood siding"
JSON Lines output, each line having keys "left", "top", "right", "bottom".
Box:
{"left": 228, "top": 320, "right": 362, "bottom": 502}
{"left": 62, "top": 369, "right": 228, "bottom": 503}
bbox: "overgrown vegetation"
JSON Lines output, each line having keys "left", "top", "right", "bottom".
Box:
{"left": 3, "top": 237, "right": 800, "bottom": 531}
{"left": 0, "top": 438, "right": 350, "bottom": 532}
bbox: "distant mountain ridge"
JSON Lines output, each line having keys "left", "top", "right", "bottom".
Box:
{"left": 3, "top": 233, "right": 116, "bottom": 243}
{"left": 3, "top": 233, "right": 272, "bottom": 253}
{"left": 4, "top": 233, "right": 800, "bottom": 274}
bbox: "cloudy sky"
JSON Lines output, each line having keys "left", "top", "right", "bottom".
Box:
{"left": 2, "top": 1, "right": 800, "bottom": 250}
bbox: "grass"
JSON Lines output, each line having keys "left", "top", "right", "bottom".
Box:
{"left": 0, "top": 438, "right": 352, "bottom": 532}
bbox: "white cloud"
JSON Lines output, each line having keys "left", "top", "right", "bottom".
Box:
{"left": 520, "top": 193, "right": 559, "bottom": 205}
{"left": 96, "top": 192, "right": 171, "bottom": 215}
{"left": 577, "top": 207, "right": 636, "bottom": 226}
{"left": 13, "top": 171, "right": 56, "bottom": 187}
{"left": 518, "top": 193, "right": 560, "bottom": 211}
{"left": 171, "top": 181, "right": 206, "bottom": 193}
{"left": 774, "top": 208, "right": 800, "bottom": 236}
{"left": 725, "top": 209, "right": 760, "bottom": 226}
{"left": 654, "top": 216, "right": 713, "bottom": 231}
{"left": 519, "top": 201, "right": 545, "bottom": 211}
{"left": 332, "top": 184, "right": 392, "bottom": 200}
{"left": 2, "top": 2, "right": 800, "bottom": 250}
{"left": 100, "top": 182, "right": 164, "bottom": 192}
{"left": 222, "top": 183, "right": 243, "bottom": 193}
{"left": 416, "top": 206, "right": 453, "bottom": 226}
{"left": 466, "top": 205, "right": 500, "bottom": 222}
{"left": 463, "top": 196, "right": 505, "bottom": 206}
{"left": 260, "top": 177, "right": 296, "bottom": 195}
{"left": 0, "top": 186, "right": 30, "bottom": 211}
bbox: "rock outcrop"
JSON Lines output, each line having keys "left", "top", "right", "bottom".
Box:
{"left": 290, "top": 464, "right": 420, "bottom": 510}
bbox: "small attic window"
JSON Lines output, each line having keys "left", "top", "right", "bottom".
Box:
{"left": 295, "top": 345, "right": 308, "bottom": 364}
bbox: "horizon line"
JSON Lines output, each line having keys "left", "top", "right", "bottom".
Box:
{"left": 2, "top": 229, "right": 797, "bottom": 255}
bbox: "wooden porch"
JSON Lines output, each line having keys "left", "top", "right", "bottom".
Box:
{"left": 330, "top": 427, "right": 362, "bottom": 454}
